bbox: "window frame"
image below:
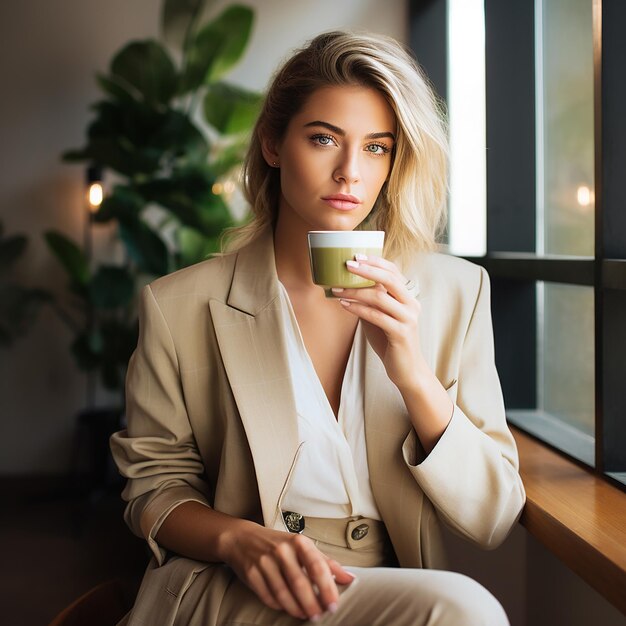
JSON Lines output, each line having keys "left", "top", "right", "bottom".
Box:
{"left": 409, "top": 0, "right": 626, "bottom": 490}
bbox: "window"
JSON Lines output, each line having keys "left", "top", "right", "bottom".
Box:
{"left": 537, "top": 0, "right": 595, "bottom": 258}
{"left": 410, "top": 0, "right": 626, "bottom": 488}
{"left": 505, "top": 0, "right": 596, "bottom": 465}
{"left": 447, "top": 0, "right": 486, "bottom": 257}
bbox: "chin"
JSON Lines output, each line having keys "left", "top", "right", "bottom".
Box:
{"left": 312, "top": 215, "right": 362, "bottom": 232}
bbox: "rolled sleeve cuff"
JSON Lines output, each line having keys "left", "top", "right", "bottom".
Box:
{"left": 402, "top": 404, "right": 467, "bottom": 470}
{"left": 139, "top": 487, "right": 212, "bottom": 566}
{"left": 401, "top": 405, "right": 523, "bottom": 548}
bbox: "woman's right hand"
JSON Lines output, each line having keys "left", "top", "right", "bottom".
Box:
{"left": 219, "top": 520, "right": 356, "bottom": 621}
{"left": 155, "top": 502, "right": 355, "bottom": 621}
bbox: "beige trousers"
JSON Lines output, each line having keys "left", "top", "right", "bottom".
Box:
{"left": 176, "top": 517, "right": 509, "bottom": 626}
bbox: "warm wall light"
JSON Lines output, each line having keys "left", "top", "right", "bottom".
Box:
{"left": 86, "top": 165, "right": 104, "bottom": 212}
{"left": 88, "top": 183, "right": 103, "bottom": 210}
{"left": 577, "top": 185, "right": 594, "bottom": 208}
{"left": 212, "top": 180, "right": 237, "bottom": 196}
{"left": 84, "top": 164, "right": 103, "bottom": 259}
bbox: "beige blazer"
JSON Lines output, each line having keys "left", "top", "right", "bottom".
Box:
{"left": 110, "top": 228, "right": 525, "bottom": 625}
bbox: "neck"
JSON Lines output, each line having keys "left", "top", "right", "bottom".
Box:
{"left": 273, "top": 208, "right": 315, "bottom": 291}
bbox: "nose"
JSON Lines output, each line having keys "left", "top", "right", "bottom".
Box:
{"left": 333, "top": 148, "right": 360, "bottom": 185}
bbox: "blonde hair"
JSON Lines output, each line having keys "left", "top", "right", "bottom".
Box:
{"left": 220, "top": 30, "right": 448, "bottom": 266}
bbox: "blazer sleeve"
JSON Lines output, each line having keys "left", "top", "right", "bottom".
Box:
{"left": 110, "top": 284, "right": 212, "bottom": 566}
{"left": 401, "top": 266, "right": 526, "bottom": 549}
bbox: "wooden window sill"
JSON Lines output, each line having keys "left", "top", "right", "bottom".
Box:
{"left": 511, "top": 426, "right": 626, "bottom": 615}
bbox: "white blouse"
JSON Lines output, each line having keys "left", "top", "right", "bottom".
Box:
{"left": 278, "top": 281, "right": 381, "bottom": 520}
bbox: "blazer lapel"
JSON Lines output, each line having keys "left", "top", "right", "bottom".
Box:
{"left": 209, "top": 229, "right": 299, "bottom": 530}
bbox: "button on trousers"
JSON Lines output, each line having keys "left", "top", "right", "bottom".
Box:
{"left": 176, "top": 517, "right": 510, "bottom": 626}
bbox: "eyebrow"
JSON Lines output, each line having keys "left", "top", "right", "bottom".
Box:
{"left": 303, "top": 120, "right": 396, "bottom": 142}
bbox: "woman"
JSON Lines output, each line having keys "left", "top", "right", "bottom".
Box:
{"left": 111, "top": 31, "right": 525, "bottom": 625}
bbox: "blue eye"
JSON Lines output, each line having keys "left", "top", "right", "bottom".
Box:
{"left": 311, "top": 134, "right": 334, "bottom": 146}
{"left": 366, "top": 143, "right": 390, "bottom": 155}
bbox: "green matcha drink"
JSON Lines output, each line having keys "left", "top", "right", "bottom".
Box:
{"left": 307, "top": 231, "right": 385, "bottom": 297}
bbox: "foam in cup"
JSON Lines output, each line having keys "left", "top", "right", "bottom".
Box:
{"left": 307, "top": 230, "right": 385, "bottom": 297}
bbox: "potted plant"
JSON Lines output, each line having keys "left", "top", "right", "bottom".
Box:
{"left": 43, "top": 0, "right": 261, "bottom": 493}
{"left": 0, "top": 222, "right": 50, "bottom": 347}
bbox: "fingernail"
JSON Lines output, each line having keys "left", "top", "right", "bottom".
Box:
{"left": 327, "top": 602, "right": 338, "bottom": 614}
{"left": 331, "top": 287, "right": 344, "bottom": 293}
{"left": 346, "top": 260, "right": 359, "bottom": 269}
{"left": 339, "top": 299, "right": 350, "bottom": 307}
{"left": 311, "top": 614, "right": 321, "bottom": 622}
{"left": 354, "top": 253, "right": 368, "bottom": 261}
{"left": 345, "top": 572, "right": 357, "bottom": 580}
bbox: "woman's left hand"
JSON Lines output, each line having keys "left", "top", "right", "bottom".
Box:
{"left": 332, "top": 254, "right": 427, "bottom": 393}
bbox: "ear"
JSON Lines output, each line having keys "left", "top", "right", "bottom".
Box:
{"left": 259, "top": 130, "right": 281, "bottom": 168}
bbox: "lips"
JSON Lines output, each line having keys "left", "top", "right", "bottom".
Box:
{"left": 321, "top": 194, "right": 362, "bottom": 211}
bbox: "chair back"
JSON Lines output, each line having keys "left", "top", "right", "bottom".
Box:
{"left": 48, "top": 578, "right": 137, "bottom": 626}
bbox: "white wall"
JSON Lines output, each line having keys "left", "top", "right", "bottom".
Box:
{"left": 0, "top": 0, "right": 408, "bottom": 476}
{"left": 211, "top": 0, "right": 409, "bottom": 91}
{"left": 0, "top": 0, "right": 163, "bottom": 476}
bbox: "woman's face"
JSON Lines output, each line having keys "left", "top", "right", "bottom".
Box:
{"left": 267, "top": 84, "right": 396, "bottom": 233}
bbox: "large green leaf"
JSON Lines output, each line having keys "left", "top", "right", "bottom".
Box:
{"left": 0, "top": 284, "right": 50, "bottom": 346}
{"left": 70, "top": 318, "right": 138, "bottom": 388}
{"left": 136, "top": 165, "right": 234, "bottom": 236}
{"left": 64, "top": 101, "right": 207, "bottom": 176}
{"left": 61, "top": 148, "right": 91, "bottom": 163}
{"left": 195, "top": 192, "right": 234, "bottom": 233}
{"left": 203, "top": 82, "right": 262, "bottom": 134}
{"left": 96, "top": 73, "right": 138, "bottom": 104}
{"left": 180, "top": 5, "right": 254, "bottom": 92}
{"left": 119, "top": 218, "right": 170, "bottom": 276}
{"left": 135, "top": 165, "right": 211, "bottom": 203}
{"left": 64, "top": 99, "right": 164, "bottom": 175}
{"left": 111, "top": 40, "right": 178, "bottom": 105}
{"left": 146, "top": 189, "right": 211, "bottom": 233}
{"left": 210, "top": 136, "right": 249, "bottom": 177}
{"left": 151, "top": 109, "right": 209, "bottom": 157}
{"left": 44, "top": 231, "right": 90, "bottom": 287}
{"left": 89, "top": 266, "right": 134, "bottom": 309}
{"left": 203, "top": 6, "right": 254, "bottom": 82}
{"left": 161, "top": 0, "right": 207, "bottom": 52}
{"left": 67, "top": 138, "right": 161, "bottom": 176}
{"left": 177, "top": 226, "right": 219, "bottom": 268}
{"left": 0, "top": 234, "right": 27, "bottom": 273}
{"left": 96, "top": 186, "right": 169, "bottom": 274}
{"left": 99, "top": 318, "right": 138, "bottom": 390}
{"left": 87, "top": 99, "right": 152, "bottom": 140}
{"left": 94, "top": 186, "right": 143, "bottom": 224}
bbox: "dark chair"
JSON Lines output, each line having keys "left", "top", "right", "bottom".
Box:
{"left": 48, "top": 578, "right": 137, "bottom": 626}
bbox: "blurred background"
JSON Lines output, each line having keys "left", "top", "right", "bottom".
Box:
{"left": 1, "top": 1, "right": 624, "bottom": 625}
{"left": 0, "top": 0, "right": 408, "bottom": 484}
